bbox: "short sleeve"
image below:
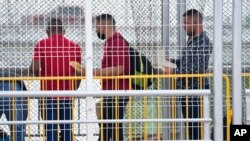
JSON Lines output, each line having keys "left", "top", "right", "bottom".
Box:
{"left": 33, "top": 41, "right": 44, "bottom": 61}
{"left": 108, "top": 39, "right": 130, "bottom": 74}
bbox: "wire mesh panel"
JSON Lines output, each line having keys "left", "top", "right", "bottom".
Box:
{"left": 0, "top": 0, "right": 88, "bottom": 141}
{"left": 242, "top": 0, "right": 250, "bottom": 125}
{"left": 0, "top": 0, "right": 248, "bottom": 141}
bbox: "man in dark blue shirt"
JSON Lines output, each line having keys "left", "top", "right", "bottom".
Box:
{"left": 0, "top": 71, "right": 27, "bottom": 141}
{"left": 165, "top": 9, "right": 213, "bottom": 140}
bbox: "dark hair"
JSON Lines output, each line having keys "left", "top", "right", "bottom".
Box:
{"left": 183, "top": 9, "right": 203, "bottom": 22}
{"left": 95, "top": 14, "right": 116, "bottom": 25}
{"left": 47, "top": 18, "right": 63, "bottom": 33}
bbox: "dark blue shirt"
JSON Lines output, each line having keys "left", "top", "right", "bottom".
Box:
{"left": 171, "top": 32, "right": 213, "bottom": 89}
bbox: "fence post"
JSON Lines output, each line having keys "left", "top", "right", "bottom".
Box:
{"left": 213, "top": 0, "right": 223, "bottom": 140}
{"left": 85, "top": 0, "right": 95, "bottom": 140}
{"left": 232, "top": 0, "right": 242, "bottom": 125}
{"left": 176, "top": 0, "right": 186, "bottom": 140}
{"left": 162, "top": 0, "right": 170, "bottom": 140}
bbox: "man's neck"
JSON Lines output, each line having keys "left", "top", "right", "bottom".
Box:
{"left": 189, "top": 27, "right": 203, "bottom": 40}
{"left": 188, "top": 27, "right": 204, "bottom": 43}
{"left": 49, "top": 33, "right": 63, "bottom": 37}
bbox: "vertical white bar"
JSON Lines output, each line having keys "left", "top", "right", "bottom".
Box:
{"left": 162, "top": 0, "right": 169, "bottom": 50}
{"left": 232, "top": 0, "right": 242, "bottom": 124}
{"left": 85, "top": 0, "right": 94, "bottom": 140}
{"left": 162, "top": 0, "right": 170, "bottom": 140}
{"left": 246, "top": 94, "right": 250, "bottom": 125}
{"left": 177, "top": 0, "right": 186, "bottom": 140}
{"left": 177, "top": 0, "right": 186, "bottom": 48}
{"left": 203, "top": 95, "right": 210, "bottom": 139}
{"left": 213, "top": 0, "right": 223, "bottom": 140}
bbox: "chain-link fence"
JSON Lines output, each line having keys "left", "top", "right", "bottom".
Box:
{"left": 0, "top": 0, "right": 249, "bottom": 141}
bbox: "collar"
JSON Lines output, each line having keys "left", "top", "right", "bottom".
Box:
{"left": 187, "top": 31, "right": 205, "bottom": 45}
{"left": 49, "top": 34, "right": 64, "bottom": 38}
{"left": 106, "top": 32, "right": 120, "bottom": 42}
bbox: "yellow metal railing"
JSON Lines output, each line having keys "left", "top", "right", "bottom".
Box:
{"left": 0, "top": 74, "right": 231, "bottom": 141}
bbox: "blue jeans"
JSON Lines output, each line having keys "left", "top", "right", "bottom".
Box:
{"left": 0, "top": 82, "right": 27, "bottom": 141}
{"left": 41, "top": 99, "right": 72, "bottom": 141}
{"left": 180, "top": 84, "right": 209, "bottom": 140}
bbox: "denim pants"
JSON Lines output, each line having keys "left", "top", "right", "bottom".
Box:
{"left": 41, "top": 99, "right": 72, "bottom": 141}
{"left": 180, "top": 84, "right": 209, "bottom": 140}
{"left": 0, "top": 82, "right": 27, "bottom": 141}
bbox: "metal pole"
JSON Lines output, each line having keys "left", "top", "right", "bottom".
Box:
{"left": 232, "top": 0, "right": 242, "bottom": 124}
{"left": 85, "top": 0, "right": 95, "bottom": 140}
{"left": 162, "top": 0, "right": 170, "bottom": 140}
{"left": 177, "top": 0, "right": 186, "bottom": 140}
{"left": 213, "top": 0, "right": 223, "bottom": 140}
{"left": 203, "top": 95, "right": 210, "bottom": 139}
{"left": 0, "top": 118, "right": 212, "bottom": 125}
{"left": 0, "top": 90, "right": 211, "bottom": 97}
{"left": 162, "top": 0, "right": 169, "bottom": 50}
{"left": 177, "top": 0, "right": 186, "bottom": 48}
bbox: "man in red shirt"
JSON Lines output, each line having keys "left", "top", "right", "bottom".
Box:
{"left": 29, "top": 18, "right": 82, "bottom": 141}
{"left": 95, "top": 13, "right": 130, "bottom": 141}
{"left": 73, "top": 14, "right": 130, "bottom": 141}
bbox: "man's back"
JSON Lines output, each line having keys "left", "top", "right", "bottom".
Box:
{"left": 33, "top": 34, "right": 82, "bottom": 90}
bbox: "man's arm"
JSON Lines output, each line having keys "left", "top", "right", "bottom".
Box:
{"left": 94, "top": 66, "right": 124, "bottom": 76}
{"left": 74, "top": 71, "right": 82, "bottom": 89}
{"left": 73, "top": 46, "right": 82, "bottom": 90}
{"left": 30, "top": 42, "right": 43, "bottom": 76}
{"left": 70, "top": 62, "right": 124, "bottom": 76}
{"left": 170, "top": 59, "right": 180, "bottom": 67}
{"left": 78, "top": 66, "right": 124, "bottom": 76}
{"left": 29, "top": 60, "right": 40, "bottom": 76}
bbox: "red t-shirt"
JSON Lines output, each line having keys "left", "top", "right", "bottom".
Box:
{"left": 101, "top": 32, "right": 130, "bottom": 90}
{"left": 33, "top": 34, "right": 82, "bottom": 91}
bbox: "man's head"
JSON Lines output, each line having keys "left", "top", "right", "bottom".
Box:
{"left": 95, "top": 14, "right": 116, "bottom": 40}
{"left": 183, "top": 9, "right": 203, "bottom": 37}
{"left": 46, "top": 18, "right": 65, "bottom": 36}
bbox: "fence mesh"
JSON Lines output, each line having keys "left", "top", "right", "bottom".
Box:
{"left": 0, "top": 0, "right": 249, "bottom": 141}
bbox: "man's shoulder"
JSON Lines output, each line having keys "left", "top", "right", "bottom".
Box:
{"left": 107, "top": 33, "right": 129, "bottom": 47}
{"left": 61, "top": 37, "right": 80, "bottom": 48}
{"left": 68, "top": 40, "right": 80, "bottom": 47}
{"left": 200, "top": 32, "right": 211, "bottom": 43}
{"left": 35, "top": 38, "right": 47, "bottom": 47}
{"left": 192, "top": 32, "right": 212, "bottom": 47}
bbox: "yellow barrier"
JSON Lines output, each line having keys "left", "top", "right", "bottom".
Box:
{"left": 0, "top": 74, "right": 231, "bottom": 141}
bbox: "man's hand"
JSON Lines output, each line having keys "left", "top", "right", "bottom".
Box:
{"left": 70, "top": 61, "right": 85, "bottom": 75}
{"left": 29, "top": 60, "right": 40, "bottom": 76}
{"left": 163, "top": 66, "right": 173, "bottom": 74}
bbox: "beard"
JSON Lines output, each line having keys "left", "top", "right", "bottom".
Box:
{"left": 97, "top": 32, "right": 106, "bottom": 40}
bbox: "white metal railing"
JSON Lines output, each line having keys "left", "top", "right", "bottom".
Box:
{"left": 0, "top": 118, "right": 212, "bottom": 125}
{"left": 0, "top": 90, "right": 212, "bottom": 140}
{"left": 244, "top": 89, "right": 250, "bottom": 124}
{"left": 0, "top": 90, "right": 210, "bottom": 97}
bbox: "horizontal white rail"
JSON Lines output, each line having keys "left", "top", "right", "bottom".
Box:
{"left": 0, "top": 90, "right": 211, "bottom": 97}
{"left": 164, "top": 140, "right": 212, "bottom": 141}
{"left": 245, "top": 89, "right": 250, "bottom": 95}
{"left": 245, "top": 89, "right": 250, "bottom": 124}
{"left": 0, "top": 118, "right": 212, "bottom": 125}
